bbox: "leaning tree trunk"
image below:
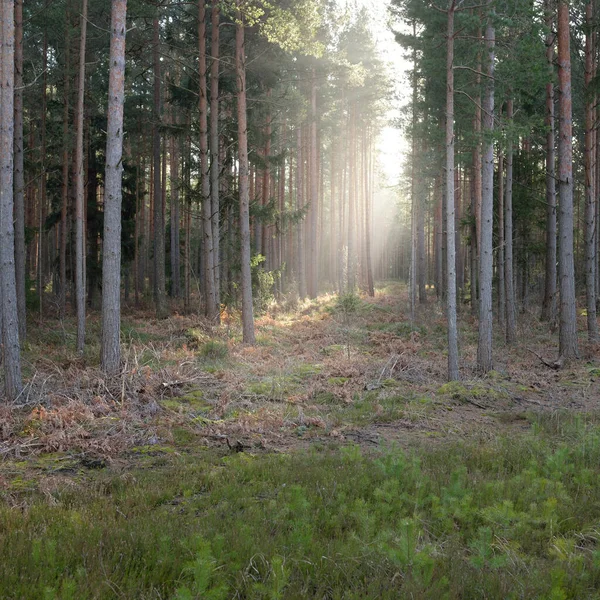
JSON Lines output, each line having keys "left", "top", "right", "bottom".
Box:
{"left": 557, "top": 0, "right": 579, "bottom": 360}
{"left": 584, "top": 0, "right": 598, "bottom": 342}
{"left": 236, "top": 3, "right": 256, "bottom": 344}
{"left": 477, "top": 10, "right": 495, "bottom": 374}
{"left": 0, "top": 0, "right": 24, "bottom": 400}
{"left": 446, "top": 0, "right": 459, "bottom": 381}
{"left": 100, "top": 0, "right": 127, "bottom": 375}
{"left": 75, "top": 0, "right": 88, "bottom": 354}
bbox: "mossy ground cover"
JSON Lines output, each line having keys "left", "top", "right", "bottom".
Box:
{"left": 4, "top": 414, "right": 600, "bottom": 598}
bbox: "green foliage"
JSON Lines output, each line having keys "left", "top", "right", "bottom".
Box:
{"left": 8, "top": 414, "right": 600, "bottom": 598}
{"left": 199, "top": 340, "right": 229, "bottom": 360}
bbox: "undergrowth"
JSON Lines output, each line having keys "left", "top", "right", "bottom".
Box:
{"left": 3, "top": 414, "right": 600, "bottom": 598}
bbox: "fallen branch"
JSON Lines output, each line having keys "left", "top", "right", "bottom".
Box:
{"left": 527, "top": 348, "right": 563, "bottom": 370}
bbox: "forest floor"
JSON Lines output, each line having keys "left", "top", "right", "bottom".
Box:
{"left": 2, "top": 281, "right": 598, "bottom": 462}
{"left": 3, "top": 282, "right": 600, "bottom": 598}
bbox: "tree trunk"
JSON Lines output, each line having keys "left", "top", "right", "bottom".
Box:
{"left": 497, "top": 150, "right": 505, "bottom": 327}
{"left": 210, "top": 0, "right": 221, "bottom": 311}
{"left": 60, "top": 5, "right": 71, "bottom": 317}
{"left": 557, "top": 0, "right": 579, "bottom": 360}
{"left": 236, "top": 3, "right": 255, "bottom": 344}
{"left": 477, "top": 11, "right": 495, "bottom": 373}
{"left": 153, "top": 15, "right": 167, "bottom": 319}
{"left": 14, "top": 0, "right": 26, "bottom": 340}
{"left": 541, "top": 0, "right": 557, "bottom": 325}
{"left": 446, "top": 1, "right": 459, "bottom": 381}
{"left": 584, "top": 0, "right": 598, "bottom": 342}
{"left": 1, "top": 0, "right": 24, "bottom": 399}
{"left": 75, "top": 0, "right": 88, "bottom": 354}
{"left": 505, "top": 99, "right": 517, "bottom": 344}
{"left": 296, "top": 126, "right": 306, "bottom": 299}
{"left": 308, "top": 69, "right": 319, "bottom": 298}
{"left": 170, "top": 127, "right": 181, "bottom": 299}
{"left": 199, "top": 0, "right": 217, "bottom": 321}
{"left": 100, "top": 0, "right": 127, "bottom": 375}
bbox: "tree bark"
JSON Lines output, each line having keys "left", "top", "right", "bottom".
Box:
{"left": 0, "top": 0, "right": 24, "bottom": 400}
{"left": 210, "top": 0, "right": 221, "bottom": 312}
{"left": 199, "top": 0, "right": 217, "bottom": 321}
{"left": 296, "top": 125, "right": 306, "bottom": 299}
{"left": 477, "top": 11, "right": 495, "bottom": 373}
{"left": 505, "top": 99, "right": 517, "bottom": 344}
{"left": 541, "top": 0, "right": 557, "bottom": 325}
{"left": 100, "top": 0, "right": 127, "bottom": 375}
{"left": 153, "top": 14, "right": 167, "bottom": 319}
{"left": 14, "top": 0, "right": 25, "bottom": 340}
{"left": 446, "top": 1, "right": 459, "bottom": 381}
{"left": 584, "top": 0, "right": 598, "bottom": 342}
{"left": 308, "top": 69, "right": 319, "bottom": 298}
{"left": 557, "top": 0, "right": 579, "bottom": 360}
{"left": 236, "top": 3, "right": 255, "bottom": 344}
{"left": 75, "top": 0, "right": 88, "bottom": 354}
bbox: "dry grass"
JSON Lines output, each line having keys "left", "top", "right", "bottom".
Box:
{"left": 2, "top": 284, "right": 600, "bottom": 464}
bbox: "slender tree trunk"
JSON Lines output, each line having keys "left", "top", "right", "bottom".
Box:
{"left": 497, "top": 150, "right": 505, "bottom": 327}
{"left": 199, "top": 0, "right": 217, "bottom": 321}
{"left": 14, "top": 0, "right": 25, "bottom": 339}
{"left": 477, "top": 11, "right": 495, "bottom": 373}
{"left": 236, "top": 3, "right": 255, "bottom": 344}
{"left": 541, "top": 0, "right": 558, "bottom": 325}
{"left": 75, "top": 0, "right": 88, "bottom": 354}
{"left": 446, "top": 1, "right": 459, "bottom": 381}
{"left": 410, "top": 28, "right": 418, "bottom": 319}
{"left": 60, "top": 6, "right": 71, "bottom": 317}
{"left": 153, "top": 15, "right": 167, "bottom": 319}
{"left": 557, "top": 0, "right": 579, "bottom": 360}
{"left": 296, "top": 126, "right": 306, "bottom": 299}
{"left": 0, "top": 0, "right": 23, "bottom": 400}
{"left": 505, "top": 99, "right": 517, "bottom": 344}
{"left": 101, "top": 0, "right": 127, "bottom": 374}
{"left": 308, "top": 69, "right": 319, "bottom": 298}
{"left": 364, "top": 132, "right": 374, "bottom": 297}
{"left": 170, "top": 128, "right": 181, "bottom": 299}
{"left": 584, "top": 0, "right": 598, "bottom": 342}
{"left": 210, "top": 0, "right": 220, "bottom": 311}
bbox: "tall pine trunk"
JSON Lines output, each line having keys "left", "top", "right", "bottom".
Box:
{"left": 75, "top": 0, "right": 88, "bottom": 354}
{"left": 14, "top": 0, "right": 25, "bottom": 339}
{"left": 199, "top": 0, "right": 217, "bottom": 321}
{"left": 0, "top": 0, "right": 23, "bottom": 400}
{"left": 584, "top": 0, "right": 598, "bottom": 342}
{"left": 100, "top": 0, "right": 127, "bottom": 374}
{"left": 446, "top": 1, "right": 459, "bottom": 381}
{"left": 557, "top": 0, "right": 579, "bottom": 360}
{"left": 477, "top": 10, "right": 495, "bottom": 373}
{"left": 505, "top": 99, "right": 517, "bottom": 344}
{"left": 153, "top": 14, "right": 167, "bottom": 319}
{"left": 541, "top": 0, "right": 557, "bottom": 325}
{"left": 210, "top": 0, "right": 220, "bottom": 310}
{"left": 236, "top": 3, "right": 255, "bottom": 344}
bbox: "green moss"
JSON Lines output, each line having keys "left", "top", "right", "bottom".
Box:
{"left": 327, "top": 377, "right": 349, "bottom": 386}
